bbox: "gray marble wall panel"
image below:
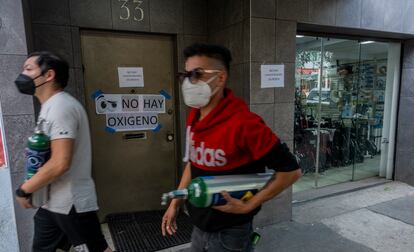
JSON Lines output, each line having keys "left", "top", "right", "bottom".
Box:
{"left": 403, "top": 40, "right": 414, "bottom": 69}
{"left": 336, "top": 0, "right": 362, "bottom": 28}
{"left": 398, "top": 96, "right": 414, "bottom": 125}
{"left": 71, "top": 27, "right": 82, "bottom": 69}
{"left": 250, "top": 63, "right": 275, "bottom": 104}
{"left": 396, "top": 37, "right": 414, "bottom": 186}
{"left": 70, "top": 0, "right": 112, "bottom": 29}
{"left": 32, "top": 24, "right": 73, "bottom": 67}
{"left": 251, "top": 0, "right": 276, "bottom": 19}
{"left": 66, "top": 68, "right": 78, "bottom": 100}
{"left": 208, "top": 28, "right": 229, "bottom": 49}
{"left": 395, "top": 122, "right": 414, "bottom": 186}
{"left": 250, "top": 104, "right": 275, "bottom": 131}
{"left": 384, "top": 0, "right": 404, "bottom": 33}
{"left": 0, "top": 55, "right": 34, "bottom": 116}
{"left": 274, "top": 63, "right": 295, "bottom": 103}
{"left": 0, "top": 0, "right": 27, "bottom": 55}
{"left": 183, "top": 0, "right": 207, "bottom": 35}
{"left": 361, "top": 0, "right": 385, "bottom": 31}
{"left": 274, "top": 102, "right": 294, "bottom": 142}
{"left": 395, "top": 151, "right": 414, "bottom": 186}
{"left": 275, "top": 20, "right": 296, "bottom": 63}
{"left": 309, "top": 0, "right": 336, "bottom": 26}
{"left": 73, "top": 68, "right": 86, "bottom": 107}
{"left": 150, "top": 0, "right": 183, "bottom": 34}
{"left": 223, "top": 0, "right": 244, "bottom": 27}
{"left": 0, "top": 170, "right": 19, "bottom": 252}
{"left": 242, "top": 63, "right": 251, "bottom": 104}
{"left": 396, "top": 123, "right": 414, "bottom": 154}
{"left": 251, "top": 18, "right": 276, "bottom": 62}
{"left": 228, "top": 23, "right": 245, "bottom": 65}
{"left": 254, "top": 188, "right": 292, "bottom": 227}
{"left": 277, "top": 0, "right": 309, "bottom": 22}
{"left": 29, "top": 0, "right": 70, "bottom": 25}
{"left": 243, "top": 19, "right": 250, "bottom": 63}
{"left": 403, "top": 0, "right": 414, "bottom": 34}
{"left": 228, "top": 63, "right": 245, "bottom": 99}
{"left": 242, "top": 0, "right": 251, "bottom": 20}
{"left": 207, "top": 0, "right": 225, "bottom": 34}
{"left": 400, "top": 68, "right": 414, "bottom": 97}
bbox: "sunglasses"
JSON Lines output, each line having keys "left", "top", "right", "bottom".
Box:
{"left": 178, "top": 68, "right": 221, "bottom": 84}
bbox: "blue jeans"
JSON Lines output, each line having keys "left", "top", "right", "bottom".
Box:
{"left": 190, "top": 222, "right": 253, "bottom": 252}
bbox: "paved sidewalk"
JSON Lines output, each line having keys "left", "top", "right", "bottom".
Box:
{"left": 163, "top": 181, "right": 414, "bottom": 252}
{"left": 255, "top": 181, "right": 414, "bottom": 252}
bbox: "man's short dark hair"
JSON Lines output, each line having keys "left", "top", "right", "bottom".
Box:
{"left": 183, "top": 43, "right": 232, "bottom": 72}
{"left": 28, "top": 51, "right": 69, "bottom": 89}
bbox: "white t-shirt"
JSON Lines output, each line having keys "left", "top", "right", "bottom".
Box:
{"left": 38, "top": 91, "right": 98, "bottom": 214}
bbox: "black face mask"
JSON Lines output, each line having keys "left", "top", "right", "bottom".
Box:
{"left": 14, "top": 73, "right": 48, "bottom": 95}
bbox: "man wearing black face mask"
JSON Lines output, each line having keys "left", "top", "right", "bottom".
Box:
{"left": 14, "top": 51, "right": 112, "bottom": 252}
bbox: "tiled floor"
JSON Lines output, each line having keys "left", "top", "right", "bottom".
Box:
{"left": 293, "top": 155, "right": 381, "bottom": 193}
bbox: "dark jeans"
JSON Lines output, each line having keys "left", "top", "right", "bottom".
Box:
{"left": 190, "top": 222, "right": 253, "bottom": 252}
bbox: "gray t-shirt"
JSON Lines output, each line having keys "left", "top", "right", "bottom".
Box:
{"left": 38, "top": 91, "right": 98, "bottom": 214}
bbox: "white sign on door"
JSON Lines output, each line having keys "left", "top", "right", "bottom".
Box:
{"left": 261, "top": 64, "right": 284, "bottom": 88}
{"left": 95, "top": 94, "right": 165, "bottom": 114}
{"left": 118, "top": 67, "right": 144, "bottom": 87}
{"left": 106, "top": 113, "right": 159, "bottom": 132}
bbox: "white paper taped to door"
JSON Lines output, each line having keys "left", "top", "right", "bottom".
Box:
{"left": 95, "top": 94, "right": 165, "bottom": 114}
{"left": 106, "top": 112, "right": 159, "bottom": 132}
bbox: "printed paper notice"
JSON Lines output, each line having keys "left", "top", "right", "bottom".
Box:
{"left": 118, "top": 67, "right": 144, "bottom": 87}
{"left": 106, "top": 113, "right": 159, "bottom": 132}
{"left": 261, "top": 64, "right": 284, "bottom": 88}
{"left": 95, "top": 94, "right": 166, "bottom": 114}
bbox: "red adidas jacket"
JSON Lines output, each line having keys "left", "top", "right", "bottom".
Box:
{"left": 183, "top": 88, "right": 279, "bottom": 172}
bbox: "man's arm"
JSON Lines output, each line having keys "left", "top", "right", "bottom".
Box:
{"left": 162, "top": 162, "right": 192, "bottom": 236}
{"left": 21, "top": 138, "right": 74, "bottom": 194}
{"left": 169, "top": 162, "right": 192, "bottom": 208}
{"left": 213, "top": 169, "right": 301, "bottom": 214}
{"left": 213, "top": 141, "right": 301, "bottom": 214}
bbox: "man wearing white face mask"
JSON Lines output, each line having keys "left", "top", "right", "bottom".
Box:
{"left": 162, "top": 43, "right": 302, "bottom": 252}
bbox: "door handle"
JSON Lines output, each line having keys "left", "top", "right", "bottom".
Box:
{"left": 382, "top": 138, "right": 389, "bottom": 144}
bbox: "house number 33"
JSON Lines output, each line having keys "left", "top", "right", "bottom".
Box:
{"left": 119, "top": 0, "right": 144, "bottom": 22}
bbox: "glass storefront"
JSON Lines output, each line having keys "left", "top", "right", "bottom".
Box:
{"left": 293, "top": 35, "right": 400, "bottom": 193}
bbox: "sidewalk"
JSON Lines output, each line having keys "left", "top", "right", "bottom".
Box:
{"left": 164, "top": 181, "right": 414, "bottom": 252}
{"left": 256, "top": 181, "right": 414, "bottom": 252}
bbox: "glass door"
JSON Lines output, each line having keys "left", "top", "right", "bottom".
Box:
{"left": 294, "top": 35, "right": 398, "bottom": 193}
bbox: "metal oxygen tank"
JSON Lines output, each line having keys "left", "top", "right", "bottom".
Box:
{"left": 161, "top": 172, "right": 273, "bottom": 208}
{"left": 25, "top": 119, "right": 50, "bottom": 207}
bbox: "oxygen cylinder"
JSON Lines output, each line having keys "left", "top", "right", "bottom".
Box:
{"left": 25, "top": 119, "right": 50, "bottom": 207}
{"left": 161, "top": 172, "right": 273, "bottom": 208}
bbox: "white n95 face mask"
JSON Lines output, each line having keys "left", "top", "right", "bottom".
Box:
{"left": 181, "top": 75, "right": 218, "bottom": 108}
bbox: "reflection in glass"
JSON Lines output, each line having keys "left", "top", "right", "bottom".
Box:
{"left": 294, "top": 36, "right": 389, "bottom": 193}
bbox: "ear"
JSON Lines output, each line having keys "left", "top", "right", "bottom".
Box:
{"left": 44, "top": 69, "right": 56, "bottom": 83}
{"left": 217, "top": 70, "right": 228, "bottom": 87}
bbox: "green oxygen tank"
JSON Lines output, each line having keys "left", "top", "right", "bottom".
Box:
{"left": 25, "top": 119, "right": 51, "bottom": 207}
{"left": 161, "top": 172, "right": 273, "bottom": 208}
